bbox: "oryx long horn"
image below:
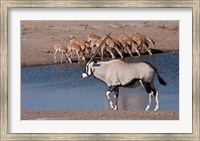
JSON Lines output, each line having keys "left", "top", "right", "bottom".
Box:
{"left": 88, "top": 31, "right": 112, "bottom": 63}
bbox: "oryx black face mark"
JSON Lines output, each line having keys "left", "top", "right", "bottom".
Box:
{"left": 84, "top": 64, "right": 89, "bottom": 74}
{"left": 82, "top": 62, "right": 94, "bottom": 79}
{"left": 82, "top": 64, "right": 89, "bottom": 79}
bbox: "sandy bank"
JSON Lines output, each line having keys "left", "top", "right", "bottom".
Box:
{"left": 22, "top": 109, "right": 179, "bottom": 120}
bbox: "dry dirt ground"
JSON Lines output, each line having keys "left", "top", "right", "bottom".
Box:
{"left": 21, "top": 20, "right": 179, "bottom": 67}
{"left": 21, "top": 21, "right": 179, "bottom": 120}
{"left": 22, "top": 109, "right": 179, "bottom": 120}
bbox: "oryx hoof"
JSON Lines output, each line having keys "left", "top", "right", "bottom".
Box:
{"left": 113, "top": 106, "right": 118, "bottom": 110}
{"left": 110, "top": 105, "right": 115, "bottom": 110}
{"left": 145, "top": 105, "right": 150, "bottom": 111}
{"left": 154, "top": 106, "right": 159, "bottom": 111}
{"left": 111, "top": 105, "right": 118, "bottom": 110}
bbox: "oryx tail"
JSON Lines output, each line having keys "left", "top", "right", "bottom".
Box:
{"left": 143, "top": 61, "right": 166, "bottom": 85}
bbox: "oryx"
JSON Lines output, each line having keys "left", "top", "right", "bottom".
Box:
{"left": 82, "top": 33, "right": 166, "bottom": 111}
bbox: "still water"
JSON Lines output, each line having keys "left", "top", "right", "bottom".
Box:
{"left": 21, "top": 53, "right": 179, "bottom": 111}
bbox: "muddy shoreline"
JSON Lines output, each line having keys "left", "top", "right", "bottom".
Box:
{"left": 22, "top": 109, "right": 179, "bottom": 120}
{"left": 21, "top": 50, "right": 179, "bottom": 68}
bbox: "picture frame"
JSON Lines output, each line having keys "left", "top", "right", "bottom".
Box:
{"left": 0, "top": 0, "right": 199, "bottom": 140}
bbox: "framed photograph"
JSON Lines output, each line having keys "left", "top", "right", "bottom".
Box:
{"left": 1, "top": 0, "right": 199, "bottom": 140}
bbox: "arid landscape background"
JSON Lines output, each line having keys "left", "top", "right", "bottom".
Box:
{"left": 21, "top": 20, "right": 179, "bottom": 67}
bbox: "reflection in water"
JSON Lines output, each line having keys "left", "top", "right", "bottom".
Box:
{"left": 21, "top": 53, "right": 179, "bottom": 111}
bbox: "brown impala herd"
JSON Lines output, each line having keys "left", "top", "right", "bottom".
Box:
{"left": 53, "top": 32, "right": 155, "bottom": 63}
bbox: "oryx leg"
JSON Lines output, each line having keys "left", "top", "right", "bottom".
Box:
{"left": 141, "top": 81, "right": 158, "bottom": 111}
{"left": 151, "top": 86, "right": 159, "bottom": 111}
{"left": 146, "top": 91, "right": 153, "bottom": 111}
{"left": 106, "top": 91, "right": 115, "bottom": 110}
{"left": 154, "top": 92, "right": 159, "bottom": 111}
{"left": 113, "top": 88, "right": 119, "bottom": 110}
{"left": 149, "top": 82, "right": 159, "bottom": 111}
{"left": 106, "top": 85, "right": 118, "bottom": 110}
